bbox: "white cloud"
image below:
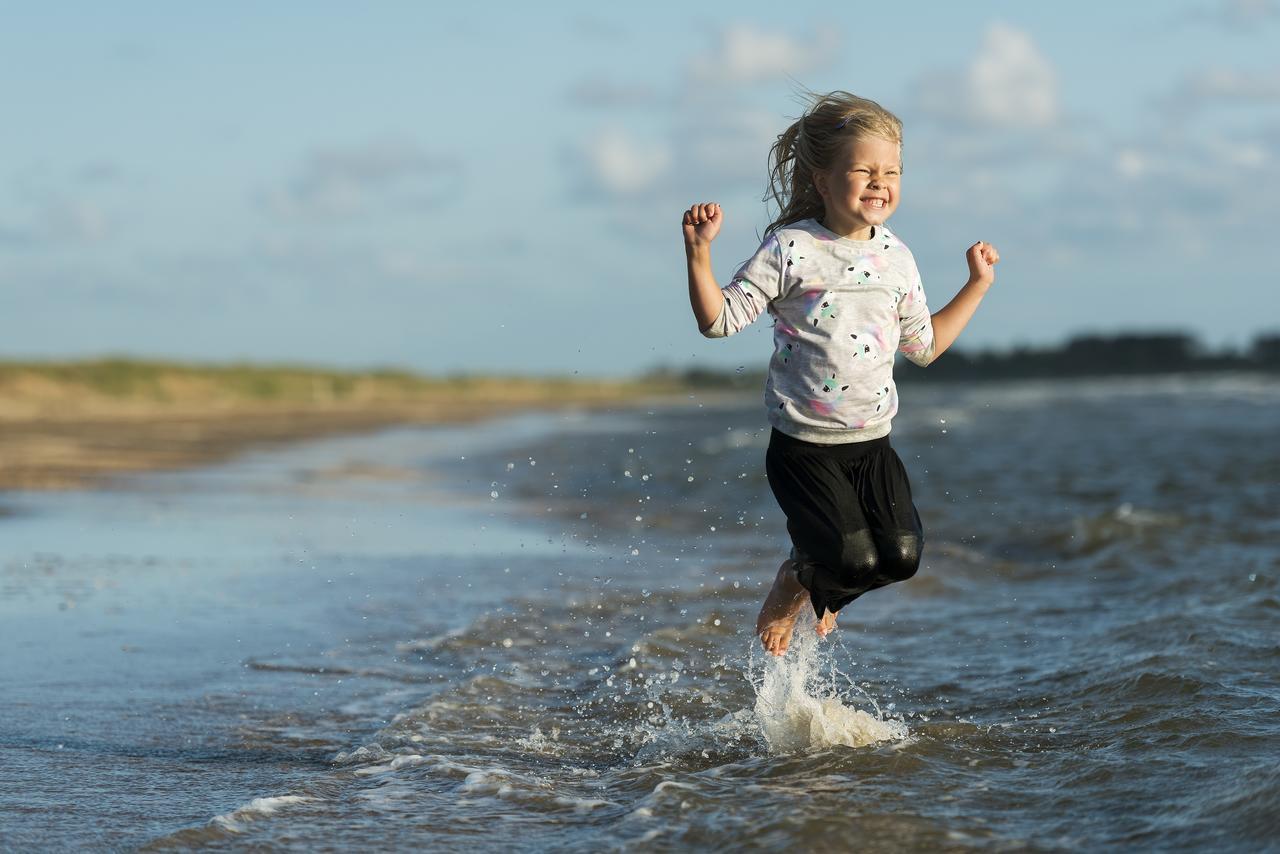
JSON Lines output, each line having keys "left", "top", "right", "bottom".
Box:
{"left": 970, "top": 24, "right": 1058, "bottom": 127}
{"left": 265, "top": 138, "right": 461, "bottom": 219}
{"left": 689, "top": 23, "right": 837, "bottom": 86}
{"left": 566, "top": 22, "right": 840, "bottom": 209}
{"left": 47, "top": 200, "right": 110, "bottom": 243}
{"left": 675, "top": 106, "right": 777, "bottom": 185}
{"left": 1204, "top": 136, "right": 1270, "bottom": 168}
{"left": 1115, "top": 148, "right": 1148, "bottom": 179}
{"left": 914, "top": 23, "right": 1059, "bottom": 130}
{"left": 0, "top": 198, "right": 113, "bottom": 248}
{"left": 1183, "top": 67, "right": 1280, "bottom": 104}
{"left": 577, "top": 127, "right": 672, "bottom": 195}
{"left": 1168, "top": 0, "right": 1280, "bottom": 34}
{"left": 1213, "top": 0, "right": 1280, "bottom": 29}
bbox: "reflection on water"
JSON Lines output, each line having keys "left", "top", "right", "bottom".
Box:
{"left": 2, "top": 376, "right": 1278, "bottom": 851}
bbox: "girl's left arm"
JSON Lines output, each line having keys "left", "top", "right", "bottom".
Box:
{"left": 929, "top": 241, "right": 1000, "bottom": 361}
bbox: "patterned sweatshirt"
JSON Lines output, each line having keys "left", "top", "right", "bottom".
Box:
{"left": 702, "top": 218, "right": 935, "bottom": 444}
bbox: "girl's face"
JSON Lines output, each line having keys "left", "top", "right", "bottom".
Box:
{"left": 814, "top": 135, "right": 902, "bottom": 240}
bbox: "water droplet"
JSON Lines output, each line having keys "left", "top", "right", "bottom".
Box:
{"left": 631, "top": 549, "right": 640, "bottom": 556}
{"left": 490, "top": 490, "right": 499, "bottom": 499}
{"left": 506, "top": 462, "right": 515, "bottom": 470}
{"left": 713, "top": 618, "right": 721, "bottom": 626}
{"left": 502, "top": 638, "right": 513, "bottom": 648}
{"left": 687, "top": 476, "right": 694, "bottom": 482}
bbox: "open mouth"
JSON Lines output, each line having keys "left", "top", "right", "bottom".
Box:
{"left": 861, "top": 198, "right": 888, "bottom": 209}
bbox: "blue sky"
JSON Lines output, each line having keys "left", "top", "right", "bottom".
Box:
{"left": 2, "top": 1, "right": 1278, "bottom": 376}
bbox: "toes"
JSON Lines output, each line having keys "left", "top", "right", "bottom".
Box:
{"left": 760, "top": 628, "right": 778, "bottom": 655}
{"left": 759, "top": 624, "right": 791, "bottom": 656}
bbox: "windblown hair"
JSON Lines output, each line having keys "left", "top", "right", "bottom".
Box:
{"left": 764, "top": 91, "right": 903, "bottom": 238}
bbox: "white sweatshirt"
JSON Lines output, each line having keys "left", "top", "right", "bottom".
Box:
{"left": 703, "top": 218, "right": 935, "bottom": 444}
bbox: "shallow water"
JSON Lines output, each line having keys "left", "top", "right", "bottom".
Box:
{"left": 2, "top": 375, "right": 1278, "bottom": 851}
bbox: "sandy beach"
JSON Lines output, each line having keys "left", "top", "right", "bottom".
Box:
{"left": 0, "top": 359, "right": 688, "bottom": 490}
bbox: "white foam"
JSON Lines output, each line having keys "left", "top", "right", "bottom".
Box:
{"left": 333, "top": 743, "right": 388, "bottom": 765}
{"left": 210, "top": 795, "right": 314, "bottom": 833}
{"left": 394, "top": 626, "right": 470, "bottom": 653}
{"left": 353, "top": 753, "right": 431, "bottom": 776}
{"left": 552, "top": 796, "right": 615, "bottom": 813}
{"left": 750, "top": 626, "right": 907, "bottom": 753}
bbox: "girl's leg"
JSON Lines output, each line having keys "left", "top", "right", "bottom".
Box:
{"left": 857, "top": 445, "right": 925, "bottom": 588}
{"left": 765, "top": 435, "right": 878, "bottom": 620}
{"left": 816, "top": 607, "right": 838, "bottom": 636}
{"left": 755, "top": 559, "right": 808, "bottom": 656}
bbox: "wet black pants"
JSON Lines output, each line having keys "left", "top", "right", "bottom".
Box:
{"left": 765, "top": 429, "right": 924, "bottom": 618}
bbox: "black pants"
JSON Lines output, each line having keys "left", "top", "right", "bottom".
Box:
{"left": 765, "top": 429, "right": 924, "bottom": 618}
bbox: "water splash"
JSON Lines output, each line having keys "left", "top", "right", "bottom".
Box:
{"left": 748, "top": 622, "right": 908, "bottom": 753}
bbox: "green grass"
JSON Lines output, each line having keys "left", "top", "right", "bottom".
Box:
{"left": 0, "top": 357, "right": 689, "bottom": 406}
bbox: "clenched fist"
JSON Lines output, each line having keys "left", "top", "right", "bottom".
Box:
{"left": 682, "top": 202, "right": 722, "bottom": 250}
{"left": 966, "top": 241, "right": 1001, "bottom": 286}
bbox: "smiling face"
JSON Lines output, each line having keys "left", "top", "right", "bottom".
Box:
{"left": 814, "top": 135, "right": 902, "bottom": 240}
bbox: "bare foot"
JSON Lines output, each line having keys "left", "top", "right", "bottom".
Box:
{"left": 755, "top": 560, "right": 808, "bottom": 656}
{"left": 816, "top": 608, "right": 839, "bottom": 638}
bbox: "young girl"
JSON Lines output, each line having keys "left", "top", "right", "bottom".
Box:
{"left": 681, "top": 91, "right": 999, "bottom": 656}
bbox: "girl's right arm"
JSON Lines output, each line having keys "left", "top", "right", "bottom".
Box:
{"left": 682, "top": 202, "right": 725, "bottom": 332}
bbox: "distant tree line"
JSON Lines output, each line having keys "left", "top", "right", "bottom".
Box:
{"left": 648, "top": 331, "right": 1280, "bottom": 387}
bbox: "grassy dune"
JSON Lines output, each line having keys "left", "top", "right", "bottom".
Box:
{"left": 0, "top": 358, "right": 692, "bottom": 490}
{"left": 0, "top": 357, "right": 686, "bottom": 418}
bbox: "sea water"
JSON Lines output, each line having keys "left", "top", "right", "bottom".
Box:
{"left": 1, "top": 375, "right": 1278, "bottom": 850}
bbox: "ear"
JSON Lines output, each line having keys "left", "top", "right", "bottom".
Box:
{"left": 812, "top": 168, "right": 828, "bottom": 203}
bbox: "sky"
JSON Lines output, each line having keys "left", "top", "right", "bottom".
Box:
{"left": 2, "top": 0, "right": 1278, "bottom": 377}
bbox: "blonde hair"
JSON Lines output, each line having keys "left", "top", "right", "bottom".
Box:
{"left": 764, "top": 91, "right": 903, "bottom": 238}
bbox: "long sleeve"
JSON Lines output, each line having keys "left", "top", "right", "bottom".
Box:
{"left": 897, "top": 254, "right": 935, "bottom": 366}
{"left": 702, "top": 233, "right": 785, "bottom": 338}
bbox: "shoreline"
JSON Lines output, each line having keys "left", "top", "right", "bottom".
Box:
{"left": 1, "top": 358, "right": 725, "bottom": 493}
{"left": 5, "top": 365, "right": 1276, "bottom": 493}
{"left": 0, "top": 394, "right": 704, "bottom": 493}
